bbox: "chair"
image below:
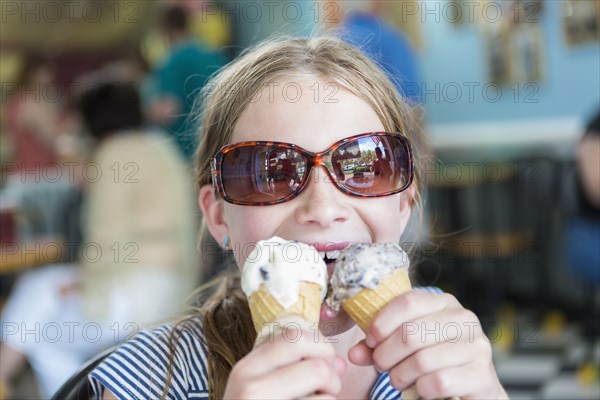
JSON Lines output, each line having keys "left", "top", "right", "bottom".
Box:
{"left": 50, "top": 346, "right": 116, "bottom": 400}
{"left": 425, "top": 157, "right": 558, "bottom": 325}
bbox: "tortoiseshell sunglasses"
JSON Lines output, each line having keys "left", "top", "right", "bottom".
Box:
{"left": 210, "top": 132, "right": 413, "bottom": 206}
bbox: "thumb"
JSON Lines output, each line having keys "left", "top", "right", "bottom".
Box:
{"left": 348, "top": 339, "right": 374, "bottom": 366}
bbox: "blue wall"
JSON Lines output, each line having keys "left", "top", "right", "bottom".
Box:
{"left": 419, "top": 1, "right": 600, "bottom": 125}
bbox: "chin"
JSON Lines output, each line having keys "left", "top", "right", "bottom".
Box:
{"left": 318, "top": 310, "right": 356, "bottom": 336}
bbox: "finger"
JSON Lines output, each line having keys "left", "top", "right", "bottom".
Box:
{"left": 348, "top": 339, "right": 374, "bottom": 366}
{"left": 254, "top": 313, "right": 314, "bottom": 347}
{"left": 256, "top": 358, "right": 342, "bottom": 399}
{"left": 387, "top": 339, "right": 490, "bottom": 391}
{"left": 366, "top": 291, "right": 460, "bottom": 347}
{"left": 372, "top": 308, "right": 483, "bottom": 371}
{"left": 237, "top": 328, "right": 335, "bottom": 380}
{"left": 414, "top": 363, "right": 492, "bottom": 400}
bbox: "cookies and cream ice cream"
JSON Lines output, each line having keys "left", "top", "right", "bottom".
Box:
{"left": 325, "top": 243, "right": 410, "bottom": 312}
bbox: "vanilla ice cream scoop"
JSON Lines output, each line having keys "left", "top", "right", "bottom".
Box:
{"left": 241, "top": 236, "right": 327, "bottom": 309}
{"left": 325, "top": 243, "right": 410, "bottom": 311}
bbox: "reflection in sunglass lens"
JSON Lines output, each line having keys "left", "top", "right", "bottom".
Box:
{"left": 222, "top": 146, "right": 306, "bottom": 203}
{"left": 332, "top": 136, "right": 409, "bottom": 195}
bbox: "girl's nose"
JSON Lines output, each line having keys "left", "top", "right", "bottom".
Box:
{"left": 294, "top": 166, "right": 351, "bottom": 227}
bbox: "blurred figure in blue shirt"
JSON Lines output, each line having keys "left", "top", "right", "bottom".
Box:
{"left": 147, "top": 5, "right": 227, "bottom": 160}
{"left": 338, "top": 1, "right": 422, "bottom": 105}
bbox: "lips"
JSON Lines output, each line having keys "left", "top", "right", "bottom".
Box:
{"left": 310, "top": 242, "right": 350, "bottom": 252}
{"left": 309, "top": 241, "right": 350, "bottom": 264}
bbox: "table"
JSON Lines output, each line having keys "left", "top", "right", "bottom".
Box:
{"left": 0, "top": 238, "right": 64, "bottom": 275}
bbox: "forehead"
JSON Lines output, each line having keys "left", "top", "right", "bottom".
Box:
{"left": 231, "top": 76, "right": 384, "bottom": 152}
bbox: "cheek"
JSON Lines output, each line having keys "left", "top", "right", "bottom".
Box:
{"left": 223, "top": 206, "right": 284, "bottom": 265}
{"left": 363, "top": 197, "right": 406, "bottom": 241}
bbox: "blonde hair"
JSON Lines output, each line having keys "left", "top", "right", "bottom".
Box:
{"left": 165, "top": 36, "right": 425, "bottom": 400}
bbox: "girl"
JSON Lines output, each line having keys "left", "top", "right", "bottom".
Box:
{"left": 89, "top": 36, "right": 508, "bottom": 400}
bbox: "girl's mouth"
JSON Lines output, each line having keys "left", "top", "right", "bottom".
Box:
{"left": 319, "top": 250, "right": 341, "bottom": 263}
{"left": 320, "top": 302, "right": 339, "bottom": 320}
{"left": 322, "top": 260, "right": 335, "bottom": 304}
{"left": 311, "top": 241, "right": 349, "bottom": 254}
{"left": 309, "top": 241, "right": 350, "bottom": 321}
{"left": 321, "top": 262, "right": 338, "bottom": 320}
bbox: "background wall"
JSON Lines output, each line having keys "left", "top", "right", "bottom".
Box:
{"left": 419, "top": 1, "right": 599, "bottom": 126}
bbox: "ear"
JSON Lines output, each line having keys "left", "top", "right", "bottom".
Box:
{"left": 198, "top": 184, "right": 228, "bottom": 245}
{"left": 398, "top": 184, "right": 416, "bottom": 225}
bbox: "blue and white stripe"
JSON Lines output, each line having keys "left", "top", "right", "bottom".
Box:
{"left": 89, "top": 287, "right": 442, "bottom": 399}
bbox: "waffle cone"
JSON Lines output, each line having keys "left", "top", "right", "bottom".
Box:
{"left": 248, "top": 281, "right": 322, "bottom": 332}
{"left": 342, "top": 268, "right": 412, "bottom": 333}
{"left": 342, "top": 269, "right": 460, "bottom": 400}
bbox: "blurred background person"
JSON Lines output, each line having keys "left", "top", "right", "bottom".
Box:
{"left": 566, "top": 110, "right": 600, "bottom": 285}
{"left": 2, "top": 52, "right": 86, "bottom": 186}
{"left": 146, "top": 4, "right": 227, "bottom": 160}
{"left": 0, "top": 51, "right": 86, "bottom": 400}
{"left": 334, "top": 0, "right": 422, "bottom": 106}
{"left": 78, "top": 76, "right": 198, "bottom": 328}
{"left": 0, "top": 74, "right": 198, "bottom": 398}
{"left": 1, "top": 52, "right": 85, "bottom": 244}
{"left": 4, "top": 54, "right": 66, "bottom": 177}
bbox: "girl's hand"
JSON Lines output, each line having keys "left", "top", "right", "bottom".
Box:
{"left": 348, "top": 291, "right": 508, "bottom": 400}
{"left": 224, "top": 317, "right": 346, "bottom": 400}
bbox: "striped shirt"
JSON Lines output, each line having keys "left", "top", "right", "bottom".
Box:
{"left": 89, "top": 287, "right": 442, "bottom": 399}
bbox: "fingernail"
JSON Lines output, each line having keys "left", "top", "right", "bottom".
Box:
{"left": 365, "top": 335, "right": 376, "bottom": 348}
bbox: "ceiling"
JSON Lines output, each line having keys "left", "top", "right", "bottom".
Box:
{"left": 0, "top": 1, "right": 157, "bottom": 51}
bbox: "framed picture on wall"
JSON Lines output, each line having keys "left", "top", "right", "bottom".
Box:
{"left": 512, "top": 24, "right": 544, "bottom": 82}
{"left": 562, "top": 0, "right": 600, "bottom": 46}
{"left": 485, "top": 1, "right": 546, "bottom": 85}
{"left": 487, "top": 26, "right": 513, "bottom": 84}
{"left": 511, "top": 0, "right": 543, "bottom": 24}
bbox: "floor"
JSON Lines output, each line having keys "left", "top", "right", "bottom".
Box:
{"left": 493, "top": 308, "right": 600, "bottom": 400}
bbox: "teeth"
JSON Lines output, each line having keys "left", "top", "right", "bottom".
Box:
{"left": 326, "top": 250, "right": 341, "bottom": 260}
{"left": 318, "top": 250, "right": 341, "bottom": 262}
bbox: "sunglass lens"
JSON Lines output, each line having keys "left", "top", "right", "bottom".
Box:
{"left": 333, "top": 135, "right": 409, "bottom": 195}
{"left": 221, "top": 146, "right": 306, "bottom": 204}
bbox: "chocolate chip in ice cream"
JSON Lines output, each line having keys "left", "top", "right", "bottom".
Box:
{"left": 259, "top": 266, "right": 269, "bottom": 281}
